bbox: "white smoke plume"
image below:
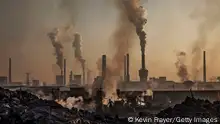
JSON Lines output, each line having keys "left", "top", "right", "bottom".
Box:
{"left": 56, "top": 96, "right": 83, "bottom": 109}
{"left": 36, "top": 90, "right": 53, "bottom": 100}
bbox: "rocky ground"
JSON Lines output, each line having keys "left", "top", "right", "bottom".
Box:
{"left": 1, "top": 87, "right": 220, "bottom": 124}
{"left": 0, "top": 87, "right": 128, "bottom": 124}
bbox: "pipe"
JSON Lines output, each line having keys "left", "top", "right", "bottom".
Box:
{"left": 63, "top": 59, "right": 66, "bottom": 86}
{"left": 9, "top": 58, "right": 11, "bottom": 83}
{"left": 203, "top": 51, "right": 206, "bottom": 83}
{"left": 126, "top": 53, "right": 130, "bottom": 81}
{"left": 124, "top": 55, "right": 127, "bottom": 81}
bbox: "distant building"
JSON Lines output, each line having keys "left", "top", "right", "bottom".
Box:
{"left": 56, "top": 75, "right": 64, "bottom": 86}
{"left": 0, "top": 76, "right": 7, "bottom": 85}
{"left": 11, "top": 82, "right": 23, "bottom": 86}
{"left": 74, "top": 75, "right": 82, "bottom": 84}
{"left": 118, "top": 81, "right": 149, "bottom": 92}
{"left": 32, "top": 80, "right": 40, "bottom": 86}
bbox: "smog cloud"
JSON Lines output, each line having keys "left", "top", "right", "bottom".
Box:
{"left": 190, "top": 0, "right": 220, "bottom": 80}
{"left": 0, "top": 0, "right": 81, "bottom": 82}
{"left": 97, "top": 0, "right": 148, "bottom": 100}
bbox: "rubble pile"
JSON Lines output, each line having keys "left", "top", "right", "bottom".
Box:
{"left": 0, "top": 87, "right": 128, "bottom": 124}
{"left": 157, "top": 96, "right": 220, "bottom": 119}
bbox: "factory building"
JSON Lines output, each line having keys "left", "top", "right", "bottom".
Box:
{"left": 0, "top": 76, "right": 7, "bottom": 85}
{"left": 69, "top": 75, "right": 82, "bottom": 86}
{"left": 32, "top": 80, "right": 40, "bottom": 86}
{"left": 56, "top": 75, "right": 64, "bottom": 86}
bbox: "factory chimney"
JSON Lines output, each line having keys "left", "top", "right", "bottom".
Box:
{"left": 203, "top": 51, "right": 206, "bottom": 83}
{"left": 82, "top": 61, "right": 85, "bottom": 86}
{"left": 139, "top": 52, "right": 148, "bottom": 82}
{"left": 101, "top": 55, "right": 106, "bottom": 89}
{"left": 124, "top": 55, "right": 127, "bottom": 81}
{"left": 126, "top": 54, "right": 130, "bottom": 82}
{"left": 63, "top": 59, "right": 66, "bottom": 86}
{"left": 8, "top": 58, "right": 11, "bottom": 83}
{"left": 102, "top": 55, "right": 106, "bottom": 79}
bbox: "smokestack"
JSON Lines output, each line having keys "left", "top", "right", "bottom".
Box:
{"left": 102, "top": 55, "right": 106, "bottom": 79}
{"left": 203, "top": 51, "right": 206, "bottom": 83}
{"left": 8, "top": 58, "right": 11, "bottom": 83}
{"left": 126, "top": 53, "right": 130, "bottom": 82}
{"left": 139, "top": 52, "right": 148, "bottom": 82}
{"left": 82, "top": 62, "right": 85, "bottom": 86}
{"left": 124, "top": 55, "right": 127, "bottom": 81}
{"left": 63, "top": 59, "right": 66, "bottom": 86}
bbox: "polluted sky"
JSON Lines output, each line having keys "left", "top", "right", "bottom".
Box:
{"left": 0, "top": 0, "right": 220, "bottom": 83}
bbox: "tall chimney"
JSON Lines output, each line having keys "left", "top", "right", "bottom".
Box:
{"left": 8, "top": 58, "right": 11, "bottom": 83}
{"left": 126, "top": 54, "right": 130, "bottom": 82}
{"left": 124, "top": 55, "right": 127, "bottom": 81}
{"left": 139, "top": 52, "right": 148, "bottom": 82}
{"left": 203, "top": 51, "right": 206, "bottom": 83}
{"left": 63, "top": 59, "right": 66, "bottom": 86}
{"left": 102, "top": 55, "right": 106, "bottom": 79}
{"left": 82, "top": 61, "right": 85, "bottom": 86}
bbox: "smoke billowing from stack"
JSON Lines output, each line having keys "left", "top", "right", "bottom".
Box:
{"left": 72, "top": 33, "right": 85, "bottom": 85}
{"left": 123, "top": 0, "right": 147, "bottom": 54}
{"left": 122, "top": 0, "right": 148, "bottom": 81}
{"left": 190, "top": 0, "right": 220, "bottom": 80}
{"left": 47, "top": 28, "right": 64, "bottom": 75}
{"left": 175, "top": 51, "right": 189, "bottom": 82}
{"left": 111, "top": 0, "right": 135, "bottom": 76}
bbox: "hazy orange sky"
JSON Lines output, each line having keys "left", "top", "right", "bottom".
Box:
{"left": 0, "top": 0, "right": 220, "bottom": 83}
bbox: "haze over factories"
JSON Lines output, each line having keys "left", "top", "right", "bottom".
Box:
{"left": 0, "top": 0, "right": 220, "bottom": 83}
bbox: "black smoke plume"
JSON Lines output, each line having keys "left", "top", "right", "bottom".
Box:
{"left": 175, "top": 51, "right": 189, "bottom": 82}
{"left": 123, "top": 0, "right": 147, "bottom": 54}
{"left": 72, "top": 33, "right": 85, "bottom": 72}
{"left": 47, "top": 28, "right": 64, "bottom": 72}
